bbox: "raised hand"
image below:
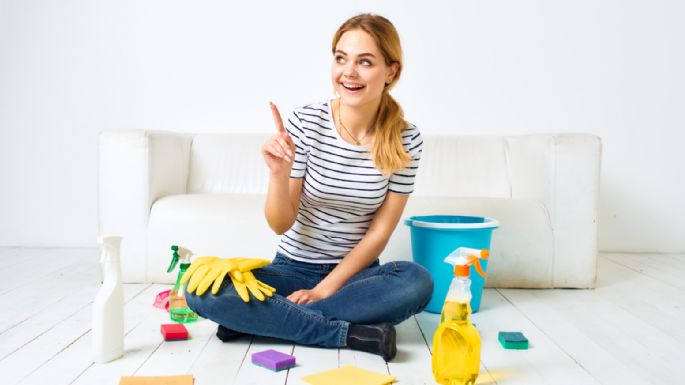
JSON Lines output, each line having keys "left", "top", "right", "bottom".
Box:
{"left": 262, "top": 102, "right": 296, "bottom": 176}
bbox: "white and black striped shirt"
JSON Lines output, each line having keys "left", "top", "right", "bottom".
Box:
{"left": 277, "top": 100, "right": 423, "bottom": 264}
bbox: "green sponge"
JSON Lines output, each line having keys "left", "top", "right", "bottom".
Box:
{"left": 498, "top": 331, "right": 528, "bottom": 350}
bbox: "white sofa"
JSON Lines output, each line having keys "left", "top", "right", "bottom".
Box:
{"left": 98, "top": 130, "right": 601, "bottom": 288}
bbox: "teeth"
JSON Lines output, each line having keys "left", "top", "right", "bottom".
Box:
{"left": 343, "top": 83, "right": 364, "bottom": 90}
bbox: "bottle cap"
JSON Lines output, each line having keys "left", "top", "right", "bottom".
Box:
{"left": 454, "top": 265, "right": 470, "bottom": 277}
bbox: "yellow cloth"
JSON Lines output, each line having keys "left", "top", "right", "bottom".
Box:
{"left": 118, "top": 374, "right": 193, "bottom": 385}
{"left": 301, "top": 365, "right": 395, "bottom": 385}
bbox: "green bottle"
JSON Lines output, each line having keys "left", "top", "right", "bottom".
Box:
{"left": 167, "top": 245, "right": 198, "bottom": 323}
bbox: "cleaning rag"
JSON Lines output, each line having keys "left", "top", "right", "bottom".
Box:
{"left": 153, "top": 289, "right": 171, "bottom": 312}
{"left": 302, "top": 365, "right": 395, "bottom": 385}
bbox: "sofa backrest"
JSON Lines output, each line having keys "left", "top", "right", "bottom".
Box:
{"left": 187, "top": 133, "right": 558, "bottom": 200}
{"left": 414, "top": 136, "right": 511, "bottom": 198}
{"left": 188, "top": 133, "right": 271, "bottom": 194}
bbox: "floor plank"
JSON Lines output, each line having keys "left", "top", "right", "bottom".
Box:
{"left": 386, "top": 316, "right": 435, "bottom": 385}
{"left": 133, "top": 316, "right": 217, "bottom": 377}
{"left": 286, "top": 344, "right": 339, "bottom": 385}
{"left": 0, "top": 283, "right": 148, "bottom": 384}
{"left": 190, "top": 333, "right": 253, "bottom": 385}
{"left": 0, "top": 251, "right": 99, "bottom": 334}
{"left": 0, "top": 248, "right": 94, "bottom": 294}
{"left": 3, "top": 249, "right": 685, "bottom": 385}
{"left": 18, "top": 284, "right": 152, "bottom": 385}
{"left": 70, "top": 284, "right": 169, "bottom": 385}
{"left": 604, "top": 253, "right": 685, "bottom": 290}
{"left": 497, "top": 252, "right": 685, "bottom": 385}
{"left": 231, "top": 337, "right": 294, "bottom": 385}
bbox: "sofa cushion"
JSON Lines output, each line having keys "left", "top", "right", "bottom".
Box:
{"left": 148, "top": 193, "right": 555, "bottom": 287}
{"left": 147, "top": 193, "right": 279, "bottom": 283}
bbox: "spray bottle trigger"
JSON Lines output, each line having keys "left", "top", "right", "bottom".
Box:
{"left": 445, "top": 247, "right": 489, "bottom": 278}
{"left": 167, "top": 245, "right": 180, "bottom": 273}
{"left": 472, "top": 257, "right": 487, "bottom": 278}
{"left": 468, "top": 249, "right": 488, "bottom": 278}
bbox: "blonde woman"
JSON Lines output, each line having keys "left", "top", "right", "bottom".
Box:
{"left": 186, "top": 14, "right": 432, "bottom": 361}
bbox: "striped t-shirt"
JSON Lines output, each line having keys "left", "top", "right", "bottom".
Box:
{"left": 277, "top": 100, "right": 423, "bottom": 264}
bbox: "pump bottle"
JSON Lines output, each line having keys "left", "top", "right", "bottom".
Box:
{"left": 92, "top": 235, "right": 124, "bottom": 363}
{"left": 432, "top": 247, "right": 489, "bottom": 385}
{"left": 167, "top": 245, "right": 198, "bottom": 323}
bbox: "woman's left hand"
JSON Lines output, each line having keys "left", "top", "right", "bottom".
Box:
{"left": 287, "top": 287, "right": 333, "bottom": 305}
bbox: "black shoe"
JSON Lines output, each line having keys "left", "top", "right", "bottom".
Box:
{"left": 216, "top": 324, "right": 249, "bottom": 342}
{"left": 346, "top": 323, "right": 397, "bottom": 362}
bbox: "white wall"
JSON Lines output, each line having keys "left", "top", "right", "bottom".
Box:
{"left": 1, "top": 0, "right": 683, "bottom": 252}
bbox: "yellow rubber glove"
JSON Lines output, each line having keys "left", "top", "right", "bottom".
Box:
{"left": 180, "top": 257, "right": 273, "bottom": 300}
{"left": 236, "top": 270, "right": 276, "bottom": 302}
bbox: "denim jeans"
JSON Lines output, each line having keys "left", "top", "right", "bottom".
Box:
{"left": 185, "top": 253, "right": 434, "bottom": 348}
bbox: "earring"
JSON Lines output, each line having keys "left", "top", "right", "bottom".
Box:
{"left": 386, "top": 79, "right": 392, "bottom": 84}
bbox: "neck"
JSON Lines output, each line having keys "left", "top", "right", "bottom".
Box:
{"left": 336, "top": 97, "right": 382, "bottom": 140}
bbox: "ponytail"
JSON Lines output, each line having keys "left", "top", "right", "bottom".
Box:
{"left": 371, "top": 92, "right": 411, "bottom": 176}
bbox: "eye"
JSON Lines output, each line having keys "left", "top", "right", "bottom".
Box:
{"left": 360, "top": 59, "right": 372, "bottom": 66}
{"left": 335, "top": 55, "right": 345, "bottom": 64}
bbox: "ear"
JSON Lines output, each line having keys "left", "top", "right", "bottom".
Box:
{"left": 386, "top": 62, "right": 400, "bottom": 82}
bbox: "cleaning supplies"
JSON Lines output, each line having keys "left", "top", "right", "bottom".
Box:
{"left": 498, "top": 331, "right": 529, "bottom": 349}
{"left": 181, "top": 256, "right": 275, "bottom": 300}
{"left": 167, "top": 245, "right": 199, "bottom": 323}
{"left": 92, "top": 235, "right": 124, "bottom": 363}
{"left": 251, "top": 349, "right": 297, "bottom": 372}
{"left": 160, "top": 323, "right": 189, "bottom": 341}
{"left": 432, "top": 247, "right": 489, "bottom": 385}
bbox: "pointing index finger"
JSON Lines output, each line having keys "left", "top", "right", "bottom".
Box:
{"left": 269, "top": 101, "right": 286, "bottom": 134}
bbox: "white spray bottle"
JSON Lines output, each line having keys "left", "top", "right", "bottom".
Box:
{"left": 92, "top": 235, "right": 124, "bottom": 363}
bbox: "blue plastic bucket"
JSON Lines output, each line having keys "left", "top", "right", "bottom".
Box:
{"left": 405, "top": 215, "right": 498, "bottom": 314}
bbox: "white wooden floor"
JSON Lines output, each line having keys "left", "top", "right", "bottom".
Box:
{"left": 1, "top": 248, "right": 683, "bottom": 385}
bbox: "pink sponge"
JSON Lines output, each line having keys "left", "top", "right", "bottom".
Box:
{"left": 251, "top": 349, "right": 296, "bottom": 371}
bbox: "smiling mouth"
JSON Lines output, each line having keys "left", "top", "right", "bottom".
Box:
{"left": 341, "top": 83, "right": 365, "bottom": 91}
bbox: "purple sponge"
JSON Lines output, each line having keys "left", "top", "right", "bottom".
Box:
{"left": 251, "top": 349, "right": 296, "bottom": 371}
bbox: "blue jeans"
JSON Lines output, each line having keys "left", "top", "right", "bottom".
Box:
{"left": 185, "top": 254, "right": 434, "bottom": 348}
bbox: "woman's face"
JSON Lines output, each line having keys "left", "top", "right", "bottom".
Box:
{"left": 332, "top": 29, "right": 397, "bottom": 109}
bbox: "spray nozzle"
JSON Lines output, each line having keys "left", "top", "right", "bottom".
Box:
{"left": 443, "top": 247, "right": 489, "bottom": 278}
{"left": 166, "top": 245, "right": 193, "bottom": 272}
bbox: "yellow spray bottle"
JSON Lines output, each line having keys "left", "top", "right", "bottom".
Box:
{"left": 432, "top": 247, "right": 489, "bottom": 385}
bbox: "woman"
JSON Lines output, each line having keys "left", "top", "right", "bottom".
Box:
{"left": 186, "top": 13, "right": 432, "bottom": 362}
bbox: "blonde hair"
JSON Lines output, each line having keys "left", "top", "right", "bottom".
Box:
{"left": 332, "top": 14, "right": 411, "bottom": 176}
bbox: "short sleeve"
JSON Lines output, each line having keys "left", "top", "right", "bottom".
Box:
{"left": 285, "top": 109, "right": 311, "bottom": 178}
{"left": 388, "top": 125, "right": 423, "bottom": 194}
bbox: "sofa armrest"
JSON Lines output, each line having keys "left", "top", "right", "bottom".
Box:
{"left": 507, "top": 134, "right": 602, "bottom": 287}
{"left": 98, "top": 129, "right": 192, "bottom": 282}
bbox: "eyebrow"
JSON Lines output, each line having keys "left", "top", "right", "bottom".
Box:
{"left": 335, "top": 49, "right": 377, "bottom": 59}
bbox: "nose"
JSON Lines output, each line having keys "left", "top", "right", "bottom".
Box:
{"left": 343, "top": 62, "right": 358, "bottom": 78}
